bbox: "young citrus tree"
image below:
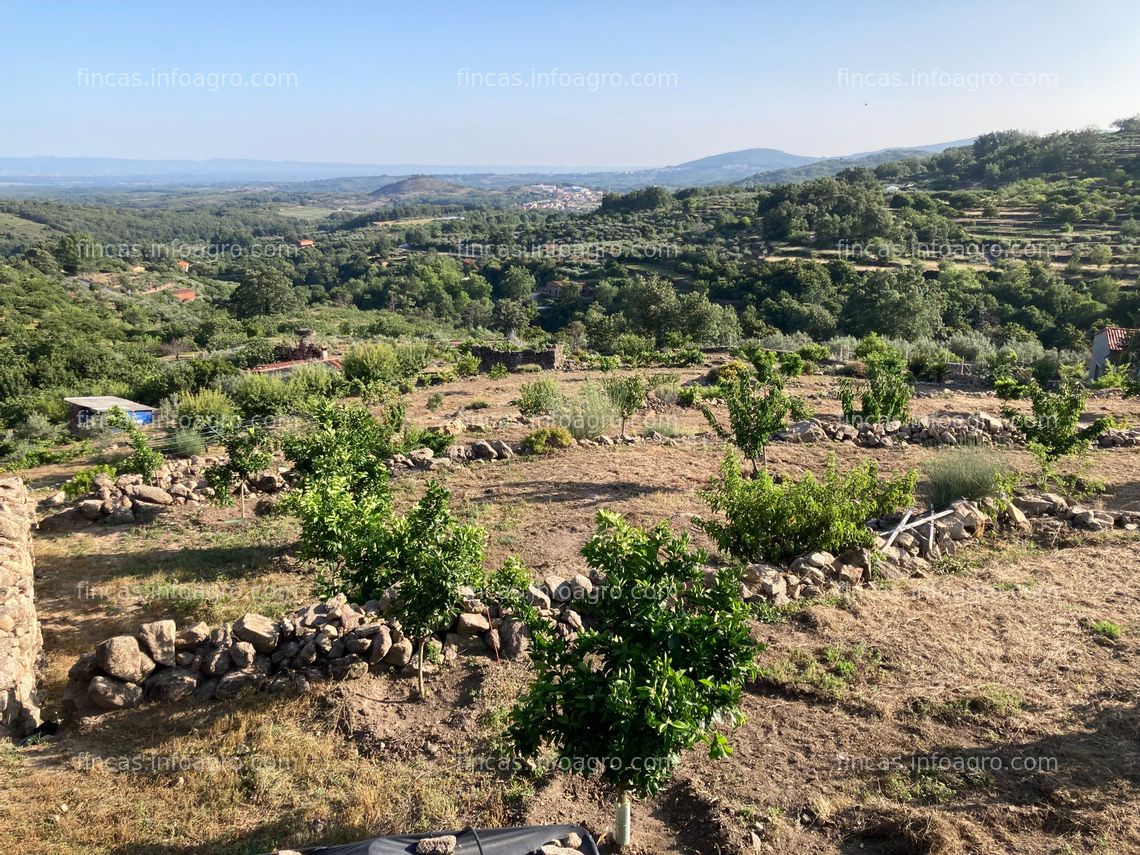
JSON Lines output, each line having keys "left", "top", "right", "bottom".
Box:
{"left": 1000, "top": 373, "right": 1113, "bottom": 478}
{"left": 702, "top": 371, "right": 809, "bottom": 474}
{"left": 105, "top": 407, "right": 164, "bottom": 480}
{"left": 323, "top": 480, "right": 486, "bottom": 698}
{"left": 205, "top": 423, "right": 276, "bottom": 517}
{"left": 603, "top": 375, "right": 648, "bottom": 436}
{"left": 509, "top": 511, "right": 758, "bottom": 846}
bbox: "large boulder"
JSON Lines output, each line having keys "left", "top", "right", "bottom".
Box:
{"left": 96, "top": 635, "right": 149, "bottom": 683}
{"left": 175, "top": 621, "right": 210, "bottom": 650}
{"left": 131, "top": 485, "right": 174, "bottom": 506}
{"left": 138, "top": 620, "right": 177, "bottom": 667}
{"left": 470, "top": 440, "right": 497, "bottom": 461}
{"left": 456, "top": 613, "right": 491, "bottom": 636}
{"left": 233, "top": 613, "right": 280, "bottom": 654}
{"left": 38, "top": 507, "right": 92, "bottom": 532}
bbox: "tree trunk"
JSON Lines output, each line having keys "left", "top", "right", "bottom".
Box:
{"left": 417, "top": 638, "right": 425, "bottom": 699}
{"left": 240, "top": 482, "right": 247, "bottom": 519}
{"left": 614, "top": 790, "right": 632, "bottom": 847}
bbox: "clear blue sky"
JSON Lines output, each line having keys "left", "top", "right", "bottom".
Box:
{"left": 2, "top": 0, "right": 1137, "bottom": 166}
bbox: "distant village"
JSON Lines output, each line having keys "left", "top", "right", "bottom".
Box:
{"left": 520, "top": 183, "right": 603, "bottom": 212}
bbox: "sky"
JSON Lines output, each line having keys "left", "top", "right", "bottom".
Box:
{"left": 2, "top": 0, "right": 1138, "bottom": 168}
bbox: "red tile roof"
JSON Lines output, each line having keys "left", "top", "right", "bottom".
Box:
{"left": 249, "top": 357, "right": 342, "bottom": 374}
{"left": 1104, "top": 327, "right": 1139, "bottom": 352}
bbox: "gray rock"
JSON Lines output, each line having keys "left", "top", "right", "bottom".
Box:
{"left": 77, "top": 499, "right": 106, "bottom": 521}
{"left": 382, "top": 637, "right": 414, "bottom": 667}
{"left": 132, "top": 485, "right": 174, "bottom": 505}
{"left": 202, "top": 647, "right": 233, "bottom": 677}
{"left": 470, "top": 440, "right": 497, "bottom": 460}
{"left": 175, "top": 621, "right": 210, "bottom": 650}
{"left": 96, "top": 635, "right": 148, "bottom": 683}
{"left": 144, "top": 668, "right": 199, "bottom": 702}
{"left": 38, "top": 507, "right": 93, "bottom": 532}
{"left": 489, "top": 439, "right": 514, "bottom": 459}
{"left": 132, "top": 500, "right": 168, "bottom": 523}
{"left": 456, "top": 613, "right": 491, "bottom": 636}
{"left": 214, "top": 669, "right": 263, "bottom": 700}
{"left": 499, "top": 617, "right": 531, "bottom": 659}
{"left": 230, "top": 641, "right": 257, "bottom": 669}
{"left": 233, "top": 613, "right": 280, "bottom": 653}
{"left": 89, "top": 676, "right": 144, "bottom": 711}
{"left": 138, "top": 619, "right": 177, "bottom": 667}
{"left": 369, "top": 626, "right": 393, "bottom": 666}
{"left": 416, "top": 835, "right": 457, "bottom": 855}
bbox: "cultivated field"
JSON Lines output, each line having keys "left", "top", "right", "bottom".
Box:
{"left": 3, "top": 366, "right": 1139, "bottom": 854}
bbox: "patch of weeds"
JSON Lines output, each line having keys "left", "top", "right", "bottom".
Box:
{"left": 466, "top": 400, "right": 490, "bottom": 410}
{"left": 881, "top": 767, "right": 990, "bottom": 805}
{"left": 1087, "top": 619, "right": 1123, "bottom": 641}
{"left": 932, "top": 554, "right": 985, "bottom": 576}
{"left": 757, "top": 643, "right": 882, "bottom": 701}
{"left": 908, "top": 686, "right": 1022, "bottom": 728}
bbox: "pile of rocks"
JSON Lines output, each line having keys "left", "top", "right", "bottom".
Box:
{"left": 1098, "top": 426, "right": 1140, "bottom": 448}
{"left": 390, "top": 432, "right": 677, "bottom": 471}
{"left": 65, "top": 576, "right": 595, "bottom": 715}
{"left": 389, "top": 439, "right": 516, "bottom": 472}
{"left": 38, "top": 457, "right": 287, "bottom": 532}
{"left": 775, "top": 412, "right": 1016, "bottom": 449}
{"left": 742, "top": 493, "right": 1139, "bottom": 607}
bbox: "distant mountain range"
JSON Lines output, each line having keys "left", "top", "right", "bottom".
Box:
{"left": 0, "top": 139, "right": 975, "bottom": 193}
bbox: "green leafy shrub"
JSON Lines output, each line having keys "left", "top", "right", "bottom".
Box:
{"left": 1000, "top": 375, "right": 1112, "bottom": 464}
{"left": 518, "top": 378, "right": 562, "bottom": 416}
{"left": 455, "top": 353, "right": 480, "bottom": 377}
{"left": 777, "top": 352, "right": 805, "bottom": 377}
{"left": 341, "top": 342, "right": 400, "bottom": 386}
{"left": 908, "top": 343, "right": 954, "bottom": 383}
{"left": 1088, "top": 619, "right": 1122, "bottom": 640}
{"left": 797, "top": 343, "right": 830, "bottom": 364}
{"left": 223, "top": 372, "right": 296, "bottom": 420}
{"left": 489, "top": 363, "right": 509, "bottom": 380}
{"left": 697, "top": 452, "right": 917, "bottom": 564}
{"left": 677, "top": 386, "right": 703, "bottom": 408}
{"left": 426, "top": 392, "right": 444, "bottom": 411}
{"left": 837, "top": 343, "right": 912, "bottom": 424}
{"left": 205, "top": 424, "right": 276, "bottom": 513}
{"left": 706, "top": 359, "right": 751, "bottom": 387}
{"left": 522, "top": 426, "right": 575, "bottom": 454}
{"left": 177, "top": 388, "right": 237, "bottom": 430}
{"left": 510, "top": 511, "right": 758, "bottom": 841}
{"left": 922, "top": 449, "right": 1014, "bottom": 509}
{"left": 317, "top": 480, "right": 486, "bottom": 697}
{"left": 62, "top": 464, "right": 116, "bottom": 499}
{"left": 403, "top": 426, "right": 455, "bottom": 455}
{"left": 106, "top": 407, "right": 164, "bottom": 481}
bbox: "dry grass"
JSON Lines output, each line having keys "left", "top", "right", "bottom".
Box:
{"left": 4, "top": 369, "right": 1140, "bottom": 853}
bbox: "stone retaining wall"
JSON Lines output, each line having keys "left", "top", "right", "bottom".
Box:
{"left": 0, "top": 477, "right": 41, "bottom": 739}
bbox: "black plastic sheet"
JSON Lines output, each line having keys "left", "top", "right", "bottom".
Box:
{"left": 288, "top": 824, "right": 600, "bottom": 855}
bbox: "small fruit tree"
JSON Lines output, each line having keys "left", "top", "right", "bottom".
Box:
{"left": 702, "top": 368, "right": 809, "bottom": 474}
{"left": 509, "top": 511, "right": 758, "bottom": 846}
{"left": 105, "top": 407, "right": 164, "bottom": 480}
{"left": 603, "top": 375, "right": 648, "bottom": 437}
{"left": 205, "top": 424, "right": 276, "bottom": 517}
{"left": 998, "top": 373, "right": 1112, "bottom": 479}
{"left": 319, "top": 480, "right": 486, "bottom": 698}
{"left": 837, "top": 337, "right": 912, "bottom": 425}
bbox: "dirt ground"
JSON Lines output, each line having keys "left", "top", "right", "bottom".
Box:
{"left": 3, "top": 368, "right": 1139, "bottom": 854}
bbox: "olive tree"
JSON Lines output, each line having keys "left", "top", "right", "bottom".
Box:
{"left": 603, "top": 375, "right": 648, "bottom": 436}
{"left": 509, "top": 511, "right": 758, "bottom": 846}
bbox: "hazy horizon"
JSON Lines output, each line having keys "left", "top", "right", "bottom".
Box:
{"left": 3, "top": 0, "right": 1137, "bottom": 167}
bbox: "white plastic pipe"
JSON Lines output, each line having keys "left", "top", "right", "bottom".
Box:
{"left": 614, "top": 794, "right": 631, "bottom": 847}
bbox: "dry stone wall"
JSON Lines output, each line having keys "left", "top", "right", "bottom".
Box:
{"left": 0, "top": 477, "right": 41, "bottom": 739}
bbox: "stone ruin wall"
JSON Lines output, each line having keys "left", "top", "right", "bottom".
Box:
{"left": 0, "top": 477, "right": 40, "bottom": 739}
